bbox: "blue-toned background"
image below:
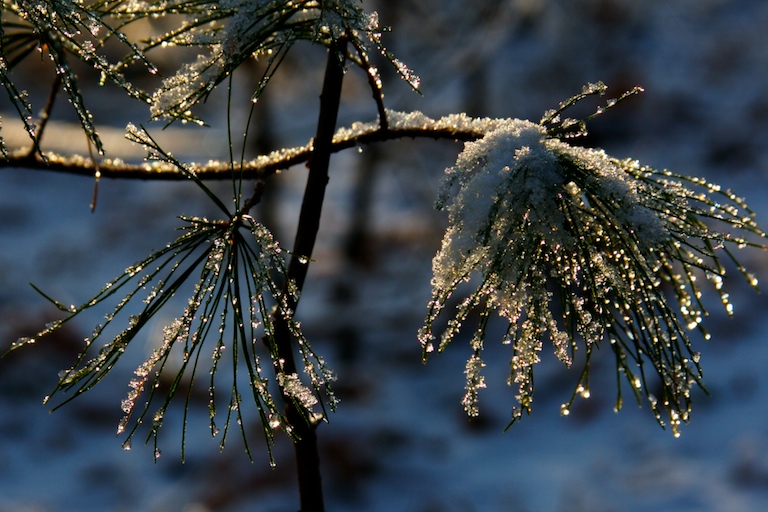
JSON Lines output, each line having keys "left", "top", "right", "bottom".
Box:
{"left": 1, "top": 1, "right": 768, "bottom": 510}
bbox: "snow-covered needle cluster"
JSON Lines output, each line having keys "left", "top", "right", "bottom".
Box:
{"left": 420, "top": 94, "right": 766, "bottom": 435}
{"left": 13, "top": 212, "right": 335, "bottom": 462}
{"left": 1, "top": 0, "right": 419, "bottom": 153}
{"left": 119, "top": 0, "right": 417, "bottom": 123}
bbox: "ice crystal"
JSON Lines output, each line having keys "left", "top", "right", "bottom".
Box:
{"left": 421, "top": 97, "right": 766, "bottom": 433}
{"left": 277, "top": 372, "right": 319, "bottom": 412}
{"left": 462, "top": 353, "right": 486, "bottom": 416}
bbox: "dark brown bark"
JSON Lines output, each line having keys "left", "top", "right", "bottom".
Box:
{"left": 272, "top": 36, "right": 348, "bottom": 512}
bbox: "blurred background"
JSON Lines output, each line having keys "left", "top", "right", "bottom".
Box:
{"left": 1, "top": 1, "right": 768, "bottom": 510}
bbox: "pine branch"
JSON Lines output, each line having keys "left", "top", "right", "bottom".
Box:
{"left": 0, "top": 113, "right": 490, "bottom": 180}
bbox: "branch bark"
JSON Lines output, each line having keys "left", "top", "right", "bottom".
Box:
{"left": 0, "top": 120, "right": 488, "bottom": 180}
{"left": 272, "top": 36, "right": 347, "bottom": 512}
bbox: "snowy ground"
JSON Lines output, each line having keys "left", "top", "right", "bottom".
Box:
{"left": 2, "top": 1, "right": 768, "bottom": 511}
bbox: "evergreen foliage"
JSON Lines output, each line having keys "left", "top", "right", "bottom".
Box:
{"left": 1, "top": 1, "right": 766, "bottom": 510}
{"left": 419, "top": 84, "right": 764, "bottom": 435}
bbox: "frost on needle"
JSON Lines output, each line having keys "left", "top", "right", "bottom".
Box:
{"left": 420, "top": 87, "right": 767, "bottom": 436}
{"left": 147, "top": 0, "right": 417, "bottom": 123}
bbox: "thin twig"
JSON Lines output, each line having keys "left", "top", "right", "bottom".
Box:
{"left": 88, "top": 136, "right": 101, "bottom": 212}
{"left": 20, "top": 73, "right": 62, "bottom": 159}
{"left": 33, "top": 73, "right": 62, "bottom": 149}
{"left": 351, "top": 40, "right": 388, "bottom": 130}
{"left": 238, "top": 178, "right": 267, "bottom": 216}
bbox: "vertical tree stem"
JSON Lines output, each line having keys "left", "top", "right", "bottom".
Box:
{"left": 287, "top": 45, "right": 346, "bottom": 291}
{"left": 274, "top": 36, "right": 348, "bottom": 512}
